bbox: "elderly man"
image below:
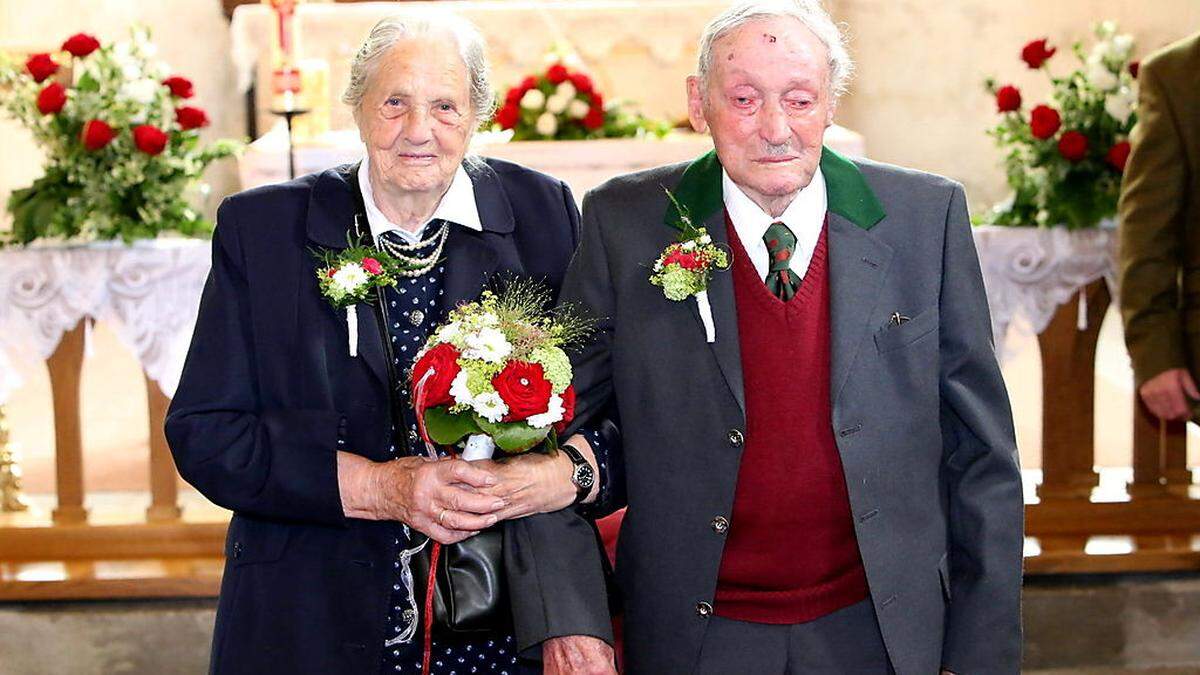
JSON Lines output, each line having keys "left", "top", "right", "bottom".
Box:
{"left": 549, "top": 1, "right": 1025, "bottom": 673}
{"left": 167, "top": 13, "right": 616, "bottom": 675}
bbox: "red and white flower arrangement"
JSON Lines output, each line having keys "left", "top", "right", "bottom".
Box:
{"left": 490, "top": 57, "right": 670, "bottom": 141}
{"left": 650, "top": 190, "right": 730, "bottom": 343}
{"left": 313, "top": 241, "right": 424, "bottom": 357}
{"left": 982, "top": 21, "right": 1139, "bottom": 229}
{"left": 411, "top": 281, "right": 593, "bottom": 458}
{"left": 0, "top": 27, "right": 238, "bottom": 244}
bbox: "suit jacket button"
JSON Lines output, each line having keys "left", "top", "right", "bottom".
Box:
{"left": 711, "top": 516, "right": 729, "bottom": 534}
{"left": 727, "top": 429, "right": 744, "bottom": 447}
{"left": 696, "top": 601, "right": 713, "bottom": 617}
{"left": 232, "top": 542, "right": 243, "bottom": 559}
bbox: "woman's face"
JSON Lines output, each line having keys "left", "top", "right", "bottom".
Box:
{"left": 357, "top": 35, "right": 477, "bottom": 196}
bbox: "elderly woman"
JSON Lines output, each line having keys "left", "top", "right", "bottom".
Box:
{"left": 166, "top": 13, "right": 616, "bottom": 675}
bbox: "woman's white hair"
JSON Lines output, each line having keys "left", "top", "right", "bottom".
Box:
{"left": 341, "top": 12, "right": 496, "bottom": 125}
{"left": 697, "top": 0, "right": 853, "bottom": 98}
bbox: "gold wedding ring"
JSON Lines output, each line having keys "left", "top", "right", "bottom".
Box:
{"left": 437, "top": 507, "right": 448, "bottom": 525}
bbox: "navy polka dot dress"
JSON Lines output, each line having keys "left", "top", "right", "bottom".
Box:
{"left": 373, "top": 228, "right": 522, "bottom": 675}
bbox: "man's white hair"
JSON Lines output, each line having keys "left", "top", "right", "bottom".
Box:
{"left": 697, "top": 0, "right": 853, "bottom": 98}
{"left": 341, "top": 12, "right": 495, "bottom": 125}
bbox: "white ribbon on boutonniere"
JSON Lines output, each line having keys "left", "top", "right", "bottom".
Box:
{"left": 694, "top": 290, "right": 716, "bottom": 343}
{"left": 346, "top": 305, "right": 359, "bottom": 357}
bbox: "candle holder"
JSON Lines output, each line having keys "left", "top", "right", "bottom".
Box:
{"left": 270, "top": 91, "right": 310, "bottom": 180}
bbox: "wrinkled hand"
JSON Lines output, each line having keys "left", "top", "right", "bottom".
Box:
{"left": 543, "top": 635, "right": 616, "bottom": 675}
{"left": 1139, "top": 367, "right": 1199, "bottom": 421}
{"left": 338, "top": 452, "right": 504, "bottom": 544}
{"left": 472, "top": 450, "right": 577, "bottom": 522}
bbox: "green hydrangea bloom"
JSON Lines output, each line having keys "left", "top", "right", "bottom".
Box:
{"left": 530, "top": 346, "right": 572, "bottom": 392}
{"left": 659, "top": 267, "right": 700, "bottom": 301}
{"left": 461, "top": 359, "right": 502, "bottom": 397}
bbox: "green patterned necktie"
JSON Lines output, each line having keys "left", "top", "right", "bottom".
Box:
{"left": 763, "top": 221, "right": 801, "bottom": 301}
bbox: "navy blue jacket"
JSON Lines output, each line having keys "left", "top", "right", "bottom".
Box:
{"left": 166, "top": 159, "right": 614, "bottom": 674}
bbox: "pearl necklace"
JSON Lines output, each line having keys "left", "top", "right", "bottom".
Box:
{"left": 375, "top": 222, "right": 451, "bottom": 278}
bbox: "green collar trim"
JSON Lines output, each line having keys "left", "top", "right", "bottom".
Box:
{"left": 664, "top": 146, "right": 886, "bottom": 232}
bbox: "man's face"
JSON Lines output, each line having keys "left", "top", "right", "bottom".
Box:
{"left": 357, "top": 35, "right": 476, "bottom": 196}
{"left": 688, "top": 16, "right": 834, "bottom": 211}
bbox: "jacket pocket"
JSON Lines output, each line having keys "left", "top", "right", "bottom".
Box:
{"left": 874, "top": 307, "right": 938, "bottom": 354}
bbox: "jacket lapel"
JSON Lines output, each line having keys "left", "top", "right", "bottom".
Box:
{"left": 305, "top": 162, "right": 389, "bottom": 391}
{"left": 691, "top": 207, "right": 745, "bottom": 416}
{"left": 827, "top": 214, "right": 893, "bottom": 406}
{"left": 439, "top": 160, "right": 513, "bottom": 313}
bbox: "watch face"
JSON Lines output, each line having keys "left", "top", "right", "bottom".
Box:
{"left": 573, "top": 463, "right": 596, "bottom": 490}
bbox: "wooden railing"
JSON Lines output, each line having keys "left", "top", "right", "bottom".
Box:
{"left": 2, "top": 293, "right": 1200, "bottom": 600}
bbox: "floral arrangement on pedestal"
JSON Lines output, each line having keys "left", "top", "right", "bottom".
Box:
{"left": 981, "top": 21, "right": 1139, "bottom": 229}
{"left": 490, "top": 57, "right": 670, "bottom": 141}
{"left": 0, "top": 27, "right": 239, "bottom": 245}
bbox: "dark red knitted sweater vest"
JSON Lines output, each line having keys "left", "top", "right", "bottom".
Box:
{"left": 713, "top": 211, "right": 869, "bottom": 624}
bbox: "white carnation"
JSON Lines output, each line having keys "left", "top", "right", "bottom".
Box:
{"left": 463, "top": 326, "right": 512, "bottom": 363}
{"left": 437, "top": 321, "right": 463, "bottom": 345}
{"left": 119, "top": 78, "right": 160, "bottom": 105}
{"left": 520, "top": 88, "right": 545, "bottom": 110}
{"left": 449, "top": 370, "right": 474, "bottom": 407}
{"left": 1104, "top": 87, "right": 1136, "bottom": 125}
{"left": 331, "top": 263, "right": 369, "bottom": 294}
{"left": 1111, "top": 34, "right": 1134, "bottom": 60}
{"left": 556, "top": 81, "right": 577, "bottom": 101}
{"left": 526, "top": 394, "right": 565, "bottom": 429}
{"left": 535, "top": 112, "right": 558, "bottom": 137}
{"left": 699, "top": 234, "right": 712, "bottom": 245}
{"left": 545, "top": 95, "right": 569, "bottom": 115}
{"left": 1086, "top": 58, "right": 1119, "bottom": 92}
{"left": 472, "top": 391, "right": 509, "bottom": 423}
{"left": 568, "top": 99, "right": 590, "bottom": 119}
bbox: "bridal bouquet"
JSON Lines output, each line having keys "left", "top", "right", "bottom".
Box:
{"left": 981, "top": 21, "right": 1139, "bottom": 230}
{"left": 410, "top": 280, "right": 593, "bottom": 457}
{"left": 0, "top": 27, "right": 239, "bottom": 245}
{"left": 490, "top": 57, "right": 670, "bottom": 141}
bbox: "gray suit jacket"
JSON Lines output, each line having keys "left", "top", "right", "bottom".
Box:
{"left": 511, "top": 148, "right": 1024, "bottom": 674}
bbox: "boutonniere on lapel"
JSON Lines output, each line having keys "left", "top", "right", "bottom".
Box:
{"left": 650, "top": 189, "right": 730, "bottom": 343}
{"left": 312, "top": 238, "right": 421, "bottom": 357}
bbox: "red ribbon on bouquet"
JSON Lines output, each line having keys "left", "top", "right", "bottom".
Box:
{"left": 413, "top": 368, "right": 441, "bottom": 675}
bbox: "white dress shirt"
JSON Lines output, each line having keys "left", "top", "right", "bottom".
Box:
{"left": 358, "top": 154, "right": 483, "bottom": 244}
{"left": 722, "top": 167, "right": 827, "bottom": 281}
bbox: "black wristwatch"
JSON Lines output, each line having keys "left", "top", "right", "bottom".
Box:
{"left": 559, "top": 442, "right": 596, "bottom": 505}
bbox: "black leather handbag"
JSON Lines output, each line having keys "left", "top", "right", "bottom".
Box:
{"left": 410, "top": 525, "right": 511, "bottom": 635}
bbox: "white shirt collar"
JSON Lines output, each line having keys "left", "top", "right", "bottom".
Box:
{"left": 722, "top": 167, "right": 827, "bottom": 280}
{"left": 358, "top": 154, "right": 483, "bottom": 245}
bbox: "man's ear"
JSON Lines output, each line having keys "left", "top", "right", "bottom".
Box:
{"left": 686, "top": 76, "right": 709, "bottom": 134}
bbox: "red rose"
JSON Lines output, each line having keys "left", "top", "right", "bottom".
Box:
{"left": 1129, "top": 61, "right": 1140, "bottom": 79}
{"left": 546, "top": 63, "right": 569, "bottom": 85}
{"left": 175, "top": 106, "right": 209, "bottom": 130}
{"left": 995, "top": 85, "right": 1022, "bottom": 113}
{"left": 36, "top": 82, "right": 67, "bottom": 115}
{"left": 494, "top": 103, "right": 520, "bottom": 130}
{"left": 411, "top": 342, "right": 462, "bottom": 410}
{"left": 80, "top": 119, "right": 116, "bottom": 151}
{"left": 665, "top": 249, "right": 701, "bottom": 270}
{"left": 1106, "top": 141, "right": 1131, "bottom": 172}
{"left": 583, "top": 106, "right": 605, "bottom": 131}
{"left": 132, "top": 124, "right": 168, "bottom": 155}
{"left": 361, "top": 257, "right": 383, "bottom": 275}
{"left": 61, "top": 33, "right": 100, "bottom": 58}
{"left": 493, "top": 361, "right": 553, "bottom": 422}
{"left": 1029, "top": 105, "right": 1061, "bottom": 140}
{"left": 554, "top": 385, "right": 577, "bottom": 434}
{"left": 1057, "top": 130, "right": 1089, "bottom": 162}
{"left": 520, "top": 76, "right": 538, "bottom": 90}
{"left": 569, "top": 73, "right": 593, "bottom": 94}
{"left": 505, "top": 86, "right": 524, "bottom": 106}
{"left": 588, "top": 92, "right": 604, "bottom": 109}
{"left": 25, "top": 53, "right": 58, "bottom": 83}
{"left": 162, "top": 75, "right": 194, "bottom": 99}
{"left": 1021, "top": 38, "right": 1057, "bottom": 69}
